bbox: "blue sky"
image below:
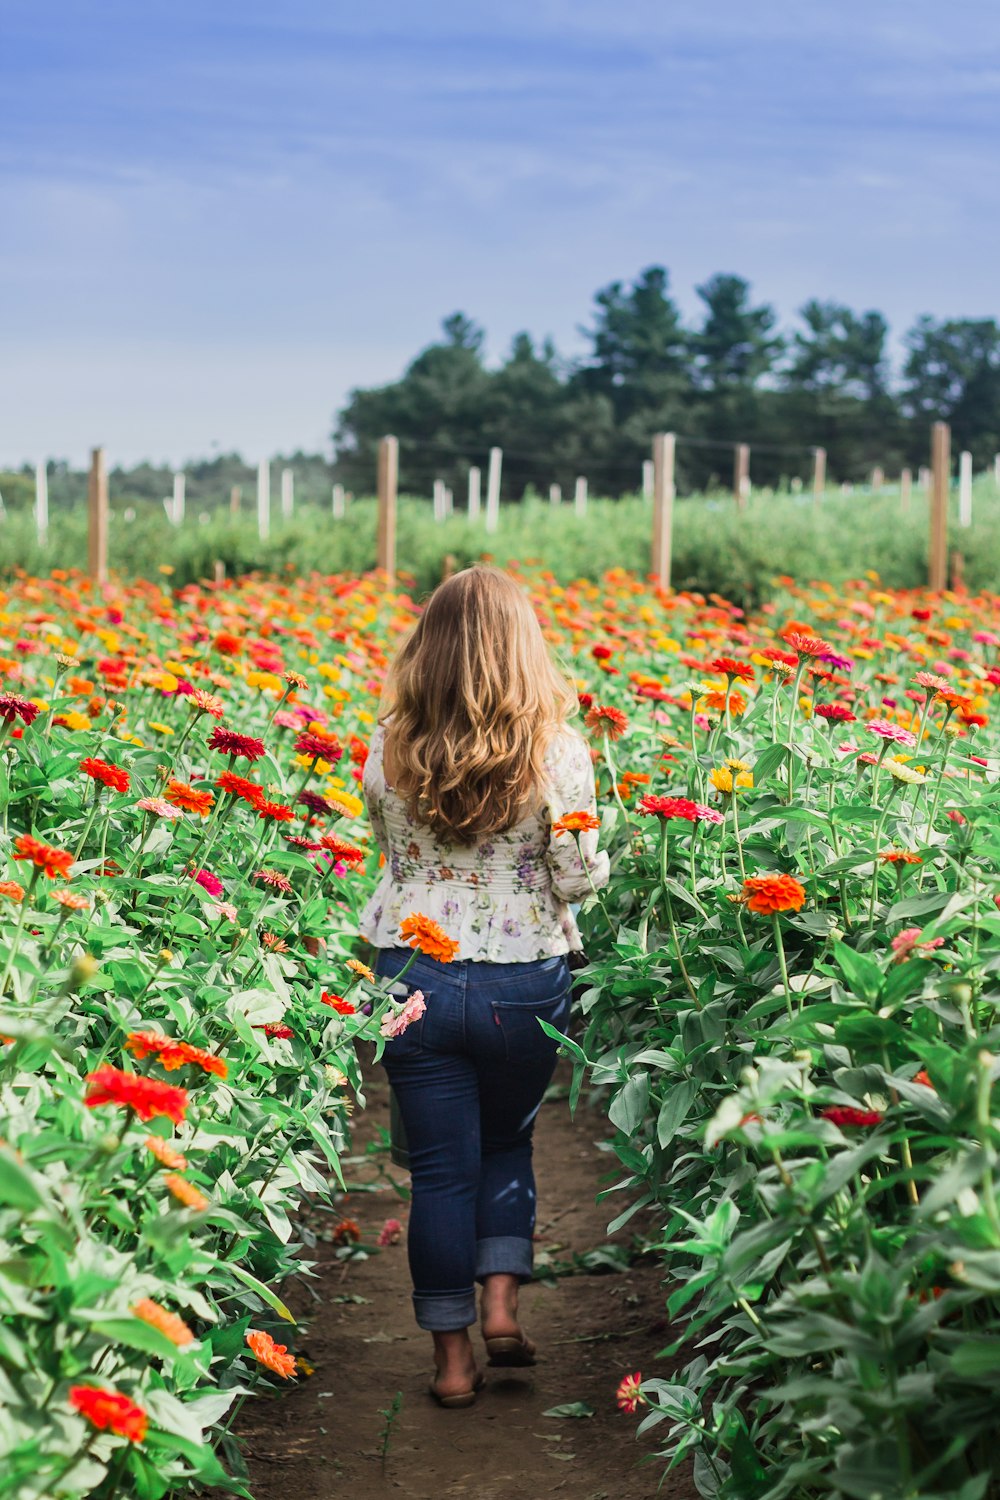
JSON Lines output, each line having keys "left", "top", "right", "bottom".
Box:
{"left": 2, "top": 1, "right": 998, "bottom": 468}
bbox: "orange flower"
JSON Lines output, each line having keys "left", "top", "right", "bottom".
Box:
{"left": 879, "top": 849, "right": 923, "bottom": 865}
{"left": 333, "top": 1218, "right": 361, "bottom": 1244}
{"left": 398, "top": 913, "right": 459, "bottom": 963}
{"left": 163, "top": 1173, "right": 209, "bottom": 1211}
{"left": 0, "top": 881, "right": 25, "bottom": 902}
{"left": 126, "top": 1030, "right": 228, "bottom": 1080}
{"left": 51, "top": 887, "right": 89, "bottom": 909}
{"left": 13, "top": 833, "right": 74, "bottom": 879}
{"left": 742, "top": 874, "right": 807, "bottom": 915}
{"left": 85, "top": 1064, "right": 189, "bottom": 1124}
{"left": 346, "top": 957, "right": 375, "bottom": 983}
{"left": 80, "top": 756, "right": 131, "bottom": 793}
{"left": 69, "top": 1384, "right": 147, "bottom": 1443}
{"left": 552, "top": 811, "right": 600, "bottom": 836}
{"left": 165, "top": 780, "right": 215, "bottom": 817}
{"left": 132, "top": 1298, "right": 196, "bottom": 1348}
{"left": 584, "top": 704, "right": 629, "bottom": 740}
{"left": 246, "top": 1328, "right": 297, "bottom": 1379}
{"left": 145, "top": 1135, "right": 188, "bottom": 1170}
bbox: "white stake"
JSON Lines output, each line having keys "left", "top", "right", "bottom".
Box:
{"left": 172, "top": 471, "right": 185, "bottom": 526}
{"left": 34, "top": 461, "right": 49, "bottom": 547}
{"left": 467, "top": 466, "right": 481, "bottom": 520}
{"left": 574, "top": 476, "right": 588, "bottom": 516}
{"left": 444, "top": 486, "right": 453, "bottom": 517}
{"left": 280, "top": 468, "right": 294, "bottom": 519}
{"left": 332, "top": 483, "right": 345, "bottom": 519}
{"left": 871, "top": 466, "right": 884, "bottom": 491}
{"left": 257, "top": 460, "right": 270, "bottom": 541}
{"left": 994, "top": 453, "right": 1000, "bottom": 489}
{"left": 549, "top": 483, "right": 561, "bottom": 506}
{"left": 959, "top": 449, "right": 973, "bottom": 527}
{"left": 485, "top": 447, "right": 502, "bottom": 533}
{"left": 433, "top": 478, "right": 446, "bottom": 523}
{"left": 642, "top": 459, "right": 654, "bottom": 499}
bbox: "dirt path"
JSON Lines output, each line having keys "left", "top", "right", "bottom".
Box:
{"left": 232, "top": 1065, "right": 694, "bottom": 1500}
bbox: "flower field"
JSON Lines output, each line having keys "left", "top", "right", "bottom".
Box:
{"left": 2, "top": 563, "right": 1000, "bottom": 1500}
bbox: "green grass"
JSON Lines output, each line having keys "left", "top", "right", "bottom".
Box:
{"left": 2, "top": 481, "right": 998, "bottom": 604}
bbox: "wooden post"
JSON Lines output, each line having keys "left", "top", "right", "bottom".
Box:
{"left": 229, "top": 485, "right": 241, "bottom": 515}
{"left": 332, "top": 483, "right": 345, "bottom": 518}
{"left": 485, "top": 447, "right": 502, "bottom": 533}
{"left": 213, "top": 559, "right": 226, "bottom": 585}
{"left": 171, "top": 472, "right": 185, "bottom": 526}
{"left": 812, "top": 447, "right": 826, "bottom": 504}
{"left": 376, "top": 435, "right": 399, "bottom": 578}
{"left": 950, "top": 550, "right": 964, "bottom": 592}
{"left": 441, "top": 553, "right": 457, "bottom": 582}
{"left": 574, "top": 476, "right": 588, "bottom": 516}
{"left": 733, "top": 444, "right": 749, "bottom": 510}
{"left": 257, "top": 461, "right": 270, "bottom": 541}
{"left": 433, "top": 478, "right": 446, "bottom": 523}
{"left": 958, "top": 450, "right": 972, "bottom": 527}
{"left": 34, "top": 461, "right": 48, "bottom": 547}
{"left": 87, "top": 446, "right": 109, "bottom": 584}
{"left": 548, "top": 484, "right": 561, "bottom": 506}
{"left": 900, "top": 468, "right": 912, "bottom": 515}
{"left": 467, "top": 466, "right": 481, "bottom": 520}
{"left": 642, "top": 459, "right": 654, "bottom": 499}
{"left": 651, "top": 432, "right": 675, "bottom": 587}
{"left": 871, "top": 466, "right": 884, "bottom": 491}
{"left": 280, "top": 467, "right": 294, "bottom": 520}
{"left": 929, "top": 421, "right": 950, "bottom": 591}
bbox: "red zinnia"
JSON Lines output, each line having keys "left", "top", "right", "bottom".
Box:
{"left": 321, "top": 992, "right": 356, "bottom": 1015}
{"left": 706, "top": 657, "right": 754, "bottom": 682}
{"left": 84, "top": 1063, "right": 189, "bottom": 1124}
{"left": 216, "top": 770, "right": 265, "bottom": 806}
{"left": 13, "top": 834, "right": 74, "bottom": 879}
{"left": 294, "top": 730, "right": 344, "bottom": 764}
{"left": 636, "top": 795, "right": 700, "bottom": 822}
{"left": 820, "top": 1106, "right": 884, "bottom": 1128}
{"left": 584, "top": 704, "right": 629, "bottom": 740}
{"left": 69, "top": 1385, "right": 148, "bottom": 1443}
{"left": 193, "top": 867, "right": 224, "bottom": 897}
{"left": 783, "top": 632, "right": 831, "bottom": 659}
{"left": 0, "top": 691, "right": 41, "bottom": 725}
{"left": 80, "top": 756, "right": 131, "bottom": 793}
{"left": 319, "top": 834, "right": 366, "bottom": 865}
{"left": 207, "top": 726, "right": 266, "bottom": 762}
{"left": 815, "top": 704, "right": 856, "bottom": 722}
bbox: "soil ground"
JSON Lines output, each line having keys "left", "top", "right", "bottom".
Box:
{"left": 227, "top": 1063, "right": 695, "bottom": 1500}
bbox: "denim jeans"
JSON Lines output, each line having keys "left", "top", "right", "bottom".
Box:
{"left": 375, "top": 947, "right": 572, "bottom": 1332}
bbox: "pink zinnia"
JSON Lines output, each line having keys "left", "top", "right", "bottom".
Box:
{"left": 891, "top": 927, "right": 945, "bottom": 964}
{"left": 135, "top": 797, "right": 184, "bottom": 819}
{"left": 867, "top": 720, "right": 917, "bottom": 747}
{"left": 253, "top": 869, "right": 293, "bottom": 893}
{"left": 205, "top": 900, "right": 238, "bottom": 922}
{"left": 693, "top": 804, "right": 725, "bottom": 825}
{"left": 193, "top": 868, "right": 224, "bottom": 897}
{"left": 377, "top": 1217, "right": 403, "bottom": 1246}
{"left": 380, "top": 991, "right": 427, "bottom": 1039}
{"left": 615, "top": 1371, "right": 644, "bottom": 1414}
{"left": 815, "top": 704, "right": 856, "bottom": 723}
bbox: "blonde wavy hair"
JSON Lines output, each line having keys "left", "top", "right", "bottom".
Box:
{"left": 380, "top": 565, "right": 577, "bottom": 844}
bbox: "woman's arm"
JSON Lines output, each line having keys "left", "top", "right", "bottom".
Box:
{"left": 543, "top": 730, "right": 610, "bottom": 900}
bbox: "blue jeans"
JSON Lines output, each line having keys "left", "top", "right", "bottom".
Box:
{"left": 375, "top": 947, "right": 573, "bottom": 1332}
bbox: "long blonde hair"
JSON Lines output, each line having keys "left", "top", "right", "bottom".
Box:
{"left": 380, "top": 565, "right": 576, "bottom": 844}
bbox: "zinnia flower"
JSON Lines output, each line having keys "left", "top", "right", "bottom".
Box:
{"left": 257, "top": 799, "right": 295, "bottom": 823}
{"left": 69, "top": 1385, "right": 148, "bottom": 1443}
{"left": 126, "top": 1030, "right": 228, "bottom": 1079}
{"left": 84, "top": 1064, "right": 189, "bottom": 1124}
{"left": 321, "top": 992, "right": 357, "bottom": 1015}
{"left": 253, "top": 869, "right": 293, "bottom": 893}
{"left": 51, "top": 888, "right": 89, "bottom": 910}
{"left": 207, "top": 726, "right": 266, "bottom": 762}
{"left": 145, "top": 1135, "right": 188, "bottom": 1170}
{"left": 399, "top": 913, "right": 459, "bottom": 963}
{"left": 636, "top": 795, "right": 700, "bottom": 822}
{"left": 709, "top": 766, "right": 753, "bottom": 795}
{"left": 163, "top": 1173, "right": 209, "bottom": 1210}
{"left": 705, "top": 656, "right": 754, "bottom": 682}
{"left": 347, "top": 958, "right": 375, "bottom": 983}
{"left": 319, "top": 834, "right": 366, "bottom": 865}
{"left": 380, "top": 990, "right": 427, "bottom": 1038}
{"left": 377, "top": 1217, "right": 403, "bottom": 1246}
{"left": 0, "top": 691, "right": 41, "bottom": 725}
{"left": 165, "top": 780, "right": 214, "bottom": 817}
{"left": 891, "top": 928, "right": 945, "bottom": 963}
{"left": 216, "top": 770, "right": 264, "bottom": 806}
{"left": 246, "top": 1329, "right": 297, "bottom": 1379}
{"left": 820, "top": 1106, "right": 884, "bottom": 1128}
{"left": 13, "top": 834, "right": 74, "bottom": 879}
{"left": 135, "top": 796, "right": 184, "bottom": 819}
{"left": 294, "top": 729, "right": 344, "bottom": 764}
{"left": 80, "top": 756, "right": 131, "bottom": 793}
{"left": 0, "top": 881, "right": 25, "bottom": 902}
{"left": 132, "top": 1298, "right": 196, "bottom": 1349}
{"left": 584, "top": 704, "right": 629, "bottom": 740}
{"left": 188, "top": 689, "right": 225, "bottom": 718}
{"left": 888, "top": 763, "right": 928, "bottom": 785}
{"left": 815, "top": 704, "right": 856, "bottom": 722}
{"left": 867, "top": 720, "right": 917, "bottom": 748}
{"left": 193, "top": 868, "right": 224, "bottom": 897}
{"left": 615, "top": 1371, "right": 645, "bottom": 1414}
{"left": 742, "top": 874, "right": 807, "bottom": 915}
{"left": 552, "top": 811, "right": 600, "bottom": 835}
{"left": 783, "top": 632, "right": 831, "bottom": 659}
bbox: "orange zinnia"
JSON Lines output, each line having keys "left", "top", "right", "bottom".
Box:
{"left": 165, "top": 780, "right": 215, "bottom": 817}
{"left": 552, "top": 811, "right": 600, "bottom": 836}
{"left": 13, "top": 833, "right": 74, "bottom": 879}
{"left": 398, "top": 913, "right": 459, "bottom": 963}
{"left": 246, "top": 1328, "right": 297, "bottom": 1379}
{"left": 742, "top": 874, "right": 807, "bottom": 915}
{"left": 145, "top": 1135, "right": 188, "bottom": 1170}
{"left": 163, "top": 1173, "right": 209, "bottom": 1211}
{"left": 69, "top": 1385, "right": 148, "bottom": 1443}
{"left": 132, "top": 1298, "right": 196, "bottom": 1348}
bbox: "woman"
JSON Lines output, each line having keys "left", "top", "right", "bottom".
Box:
{"left": 360, "top": 565, "right": 609, "bottom": 1408}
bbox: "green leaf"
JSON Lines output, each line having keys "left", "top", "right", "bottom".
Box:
{"left": 225, "top": 1262, "right": 297, "bottom": 1323}
{"left": 656, "top": 1079, "right": 699, "bottom": 1148}
{"left": 542, "top": 1401, "right": 595, "bottom": 1418}
{"left": 608, "top": 1070, "right": 650, "bottom": 1135}
{"left": 0, "top": 1149, "right": 43, "bottom": 1212}
{"left": 832, "top": 941, "right": 883, "bottom": 1003}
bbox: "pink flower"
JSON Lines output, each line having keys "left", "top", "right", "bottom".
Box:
{"left": 867, "top": 720, "right": 917, "bottom": 748}
{"left": 272, "top": 709, "right": 302, "bottom": 730}
{"left": 380, "top": 991, "right": 426, "bottom": 1040}
{"left": 205, "top": 900, "right": 238, "bottom": 922}
{"left": 135, "top": 797, "right": 184, "bottom": 819}
{"left": 945, "top": 809, "right": 967, "bottom": 825}
{"left": 193, "top": 868, "right": 224, "bottom": 897}
{"left": 891, "top": 928, "right": 946, "bottom": 964}
{"left": 377, "top": 1217, "right": 403, "bottom": 1246}
{"left": 615, "top": 1371, "right": 645, "bottom": 1414}
{"left": 693, "top": 804, "right": 725, "bottom": 825}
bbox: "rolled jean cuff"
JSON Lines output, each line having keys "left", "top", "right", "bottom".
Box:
{"left": 475, "top": 1235, "right": 534, "bottom": 1283}
{"left": 412, "top": 1289, "right": 477, "bottom": 1332}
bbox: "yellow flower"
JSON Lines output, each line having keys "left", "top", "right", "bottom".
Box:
{"left": 724, "top": 757, "right": 751, "bottom": 772}
{"left": 888, "top": 763, "right": 927, "bottom": 785}
{"left": 326, "top": 790, "right": 363, "bottom": 818}
{"left": 55, "top": 711, "right": 91, "bottom": 731}
{"left": 247, "top": 670, "right": 283, "bottom": 692}
{"left": 29, "top": 696, "right": 50, "bottom": 712}
{"left": 710, "top": 767, "right": 753, "bottom": 795}
{"left": 147, "top": 721, "right": 174, "bottom": 736}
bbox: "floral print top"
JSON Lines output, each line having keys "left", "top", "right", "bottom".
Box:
{"left": 360, "top": 723, "right": 610, "bottom": 962}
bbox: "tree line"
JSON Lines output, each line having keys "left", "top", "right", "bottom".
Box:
{"left": 332, "top": 266, "right": 1000, "bottom": 496}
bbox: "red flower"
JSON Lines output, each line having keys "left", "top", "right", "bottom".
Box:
{"left": 615, "top": 1371, "right": 644, "bottom": 1414}
{"left": 255, "top": 1022, "right": 294, "bottom": 1039}
{"left": 584, "top": 704, "right": 629, "bottom": 740}
{"left": 815, "top": 703, "right": 856, "bottom": 722}
{"left": 257, "top": 799, "right": 295, "bottom": 822}
{"left": 820, "top": 1106, "right": 884, "bottom": 1128}
{"left": 193, "top": 867, "right": 224, "bottom": 897}
{"left": 253, "top": 868, "right": 293, "bottom": 892}
{"left": 85, "top": 1064, "right": 189, "bottom": 1124}
{"left": 13, "top": 834, "right": 74, "bottom": 879}
{"left": 783, "top": 632, "right": 832, "bottom": 659}
{"left": 294, "top": 730, "right": 343, "bottom": 764}
{"left": 319, "top": 834, "right": 366, "bottom": 865}
{"left": 591, "top": 643, "right": 613, "bottom": 661}
{"left": 212, "top": 632, "right": 243, "bottom": 655}
{"left": 0, "top": 691, "right": 40, "bottom": 725}
{"left": 207, "top": 726, "right": 266, "bottom": 761}
{"left": 80, "top": 756, "right": 131, "bottom": 793}
{"left": 216, "top": 770, "right": 264, "bottom": 806}
{"left": 69, "top": 1385, "right": 148, "bottom": 1443}
{"left": 126, "top": 1031, "right": 228, "bottom": 1079}
{"left": 706, "top": 656, "right": 754, "bottom": 682}
{"left": 321, "top": 992, "right": 356, "bottom": 1015}
{"left": 636, "top": 795, "right": 700, "bottom": 822}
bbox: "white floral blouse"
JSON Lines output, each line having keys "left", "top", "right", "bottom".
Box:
{"left": 360, "top": 723, "right": 610, "bottom": 962}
